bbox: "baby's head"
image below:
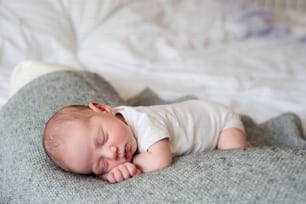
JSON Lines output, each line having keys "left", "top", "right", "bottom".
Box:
{"left": 43, "top": 102, "right": 137, "bottom": 176}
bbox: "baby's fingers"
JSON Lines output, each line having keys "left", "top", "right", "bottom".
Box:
{"left": 103, "top": 170, "right": 125, "bottom": 183}
{"left": 124, "top": 162, "right": 141, "bottom": 176}
{"left": 101, "top": 163, "right": 142, "bottom": 183}
{"left": 102, "top": 164, "right": 132, "bottom": 183}
{"left": 114, "top": 164, "right": 131, "bottom": 182}
{"left": 115, "top": 163, "right": 142, "bottom": 180}
{"left": 101, "top": 172, "right": 116, "bottom": 183}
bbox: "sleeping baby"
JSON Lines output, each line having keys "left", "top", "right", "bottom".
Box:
{"left": 43, "top": 100, "right": 251, "bottom": 183}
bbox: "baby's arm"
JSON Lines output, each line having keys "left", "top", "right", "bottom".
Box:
{"left": 217, "top": 128, "right": 251, "bottom": 150}
{"left": 133, "top": 138, "right": 172, "bottom": 173}
{"left": 101, "top": 162, "right": 141, "bottom": 183}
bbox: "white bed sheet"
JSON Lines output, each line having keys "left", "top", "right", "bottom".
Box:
{"left": 0, "top": 0, "right": 306, "bottom": 130}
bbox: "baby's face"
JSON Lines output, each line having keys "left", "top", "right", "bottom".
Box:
{"left": 60, "top": 108, "right": 137, "bottom": 176}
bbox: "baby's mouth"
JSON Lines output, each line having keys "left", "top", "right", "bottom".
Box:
{"left": 117, "top": 145, "right": 130, "bottom": 160}
{"left": 124, "top": 144, "right": 131, "bottom": 161}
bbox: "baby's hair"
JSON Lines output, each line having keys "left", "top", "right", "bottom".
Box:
{"left": 42, "top": 105, "right": 94, "bottom": 171}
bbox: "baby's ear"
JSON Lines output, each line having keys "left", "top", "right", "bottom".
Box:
{"left": 89, "top": 102, "right": 114, "bottom": 113}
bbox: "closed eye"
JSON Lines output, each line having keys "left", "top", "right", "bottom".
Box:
{"left": 102, "top": 129, "right": 108, "bottom": 146}
{"left": 97, "top": 127, "right": 106, "bottom": 145}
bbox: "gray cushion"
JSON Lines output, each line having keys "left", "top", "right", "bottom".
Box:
{"left": 1, "top": 70, "right": 306, "bottom": 204}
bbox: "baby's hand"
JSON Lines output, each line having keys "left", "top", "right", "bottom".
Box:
{"left": 101, "top": 162, "right": 141, "bottom": 183}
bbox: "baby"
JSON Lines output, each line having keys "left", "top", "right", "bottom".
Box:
{"left": 43, "top": 100, "right": 251, "bottom": 183}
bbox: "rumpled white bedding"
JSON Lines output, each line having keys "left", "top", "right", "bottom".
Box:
{"left": 1, "top": 0, "right": 306, "bottom": 130}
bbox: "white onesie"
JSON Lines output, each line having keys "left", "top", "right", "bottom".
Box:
{"left": 115, "top": 100, "right": 244, "bottom": 156}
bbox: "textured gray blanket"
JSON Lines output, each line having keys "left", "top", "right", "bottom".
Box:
{"left": 1, "top": 71, "right": 305, "bottom": 204}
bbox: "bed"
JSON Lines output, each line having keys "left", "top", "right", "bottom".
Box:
{"left": 1, "top": 0, "right": 306, "bottom": 125}
{"left": 1, "top": 0, "right": 306, "bottom": 203}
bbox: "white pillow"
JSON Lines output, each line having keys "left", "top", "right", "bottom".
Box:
{"left": 10, "top": 61, "right": 78, "bottom": 96}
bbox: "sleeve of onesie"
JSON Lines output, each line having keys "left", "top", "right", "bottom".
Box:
{"left": 116, "top": 106, "right": 170, "bottom": 153}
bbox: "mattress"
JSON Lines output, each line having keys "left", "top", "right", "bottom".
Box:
{"left": 0, "top": 0, "right": 306, "bottom": 131}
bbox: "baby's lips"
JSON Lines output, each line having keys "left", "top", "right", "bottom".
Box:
{"left": 116, "top": 145, "right": 128, "bottom": 159}
{"left": 117, "top": 151, "right": 125, "bottom": 158}
{"left": 124, "top": 145, "right": 131, "bottom": 160}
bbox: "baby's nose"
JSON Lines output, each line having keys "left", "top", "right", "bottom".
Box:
{"left": 102, "top": 146, "right": 118, "bottom": 160}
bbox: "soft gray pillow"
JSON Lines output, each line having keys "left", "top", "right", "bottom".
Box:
{"left": 1, "top": 71, "right": 306, "bottom": 204}
{"left": 1, "top": 71, "right": 125, "bottom": 203}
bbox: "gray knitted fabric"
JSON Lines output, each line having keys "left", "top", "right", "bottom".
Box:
{"left": 1, "top": 71, "right": 306, "bottom": 204}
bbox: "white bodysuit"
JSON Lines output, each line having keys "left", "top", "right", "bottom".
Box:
{"left": 116, "top": 100, "right": 244, "bottom": 156}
